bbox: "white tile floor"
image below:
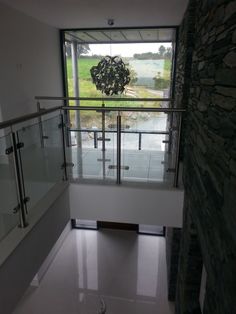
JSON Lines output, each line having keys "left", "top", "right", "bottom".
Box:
{"left": 13, "top": 229, "right": 175, "bottom": 314}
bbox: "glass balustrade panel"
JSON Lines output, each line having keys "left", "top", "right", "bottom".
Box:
{"left": 41, "top": 115, "right": 65, "bottom": 182}
{"left": 0, "top": 134, "right": 20, "bottom": 241}
{"left": 68, "top": 109, "right": 117, "bottom": 182}
{"left": 120, "top": 111, "right": 173, "bottom": 185}
{"left": 16, "top": 116, "right": 64, "bottom": 212}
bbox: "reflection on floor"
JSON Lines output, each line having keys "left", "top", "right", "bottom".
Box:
{"left": 13, "top": 229, "right": 174, "bottom": 314}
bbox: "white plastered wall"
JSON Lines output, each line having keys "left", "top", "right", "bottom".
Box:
{"left": 0, "top": 3, "right": 63, "bottom": 122}
{"left": 70, "top": 184, "right": 184, "bottom": 227}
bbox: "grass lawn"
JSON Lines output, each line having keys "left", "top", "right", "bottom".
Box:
{"left": 66, "top": 57, "right": 172, "bottom": 125}
{"left": 164, "top": 59, "right": 171, "bottom": 80}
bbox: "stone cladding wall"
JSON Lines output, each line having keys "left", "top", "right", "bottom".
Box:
{"left": 165, "top": 0, "right": 197, "bottom": 303}
{"left": 166, "top": 227, "right": 182, "bottom": 301}
{"left": 174, "top": 0, "right": 236, "bottom": 313}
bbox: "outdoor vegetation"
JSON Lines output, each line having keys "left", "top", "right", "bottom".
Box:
{"left": 65, "top": 43, "right": 172, "bottom": 126}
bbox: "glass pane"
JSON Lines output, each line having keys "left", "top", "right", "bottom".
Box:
{"left": 78, "top": 50, "right": 172, "bottom": 98}
{"left": 0, "top": 134, "right": 19, "bottom": 241}
{"left": 121, "top": 111, "right": 173, "bottom": 185}
{"left": 68, "top": 110, "right": 117, "bottom": 182}
{"left": 17, "top": 116, "right": 64, "bottom": 211}
{"left": 42, "top": 115, "right": 65, "bottom": 183}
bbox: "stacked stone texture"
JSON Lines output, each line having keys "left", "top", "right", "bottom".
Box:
{"left": 166, "top": 0, "right": 197, "bottom": 305}
{"left": 175, "top": 201, "right": 203, "bottom": 314}
{"left": 166, "top": 227, "right": 182, "bottom": 301}
{"left": 172, "top": 0, "right": 197, "bottom": 160}
{"left": 175, "top": 0, "right": 236, "bottom": 313}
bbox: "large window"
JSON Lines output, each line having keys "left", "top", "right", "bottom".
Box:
{"left": 62, "top": 28, "right": 176, "bottom": 108}
{"left": 66, "top": 42, "right": 173, "bottom": 98}
{"left": 61, "top": 28, "right": 178, "bottom": 184}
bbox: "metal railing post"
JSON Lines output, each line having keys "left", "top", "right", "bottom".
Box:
{"left": 101, "top": 104, "right": 106, "bottom": 179}
{"left": 116, "top": 112, "right": 121, "bottom": 185}
{"left": 94, "top": 131, "right": 98, "bottom": 148}
{"left": 168, "top": 99, "right": 175, "bottom": 154}
{"left": 173, "top": 113, "right": 183, "bottom": 188}
{"left": 11, "top": 132, "right": 28, "bottom": 228}
{"left": 138, "top": 133, "right": 142, "bottom": 150}
{"left": 64, "top": 110, "right": 71, "bottom": 147}
{"left": 37, "top": 101, "right": 45, "bottom": 148}
{"left": 60, "top": 113, "right": 68, "bottom": 181}
{"left": 101, "top": 103, "right": 106, "bottom": 152}
{"left": 168, "top": 112, "right": 173, "bottom": 154}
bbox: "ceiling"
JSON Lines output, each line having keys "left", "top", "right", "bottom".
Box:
{"left": 0, "top": 0, "right": 189, "bottom": 29}
{"left": 65, "top": 28, "right": 176, "bottom": 44}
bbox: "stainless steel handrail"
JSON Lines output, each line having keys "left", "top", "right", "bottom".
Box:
{"left": 62, "top": 106, "right": 185, "bottom": 113}
{"left": 69, "top": 128, "right": 170, "bottom": 152}
{"left": 35, "top": 96, "right": 173, "bottom": 102}
{"left": 0, "top": 101, "right": 184, "bottom": 131}
{"left": 69, "top": 128, "right": 170, "bottom": 135}
{"left": 0, "top": 106, "right": 61, "bottom": 130}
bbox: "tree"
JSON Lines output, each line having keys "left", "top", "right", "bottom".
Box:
{"left": 164, "top": 47, "right": 172, "bottom": 59}
{"left": 65, "top": 41, "right": 71, "bottom": 57}
{"left": 158, "top": 45, "right": 166, "bottom": 58}
{"left": 77, "top": 44, "right": 90, "bottom": 56}
{"left": 153, "top": 71, "right": 170, "bottom": 89}
{"left": 128, "top": 66, "right": 138, "bottom": 85}
{"left": 65, "top": 41, "right": 90, "bottom": 57}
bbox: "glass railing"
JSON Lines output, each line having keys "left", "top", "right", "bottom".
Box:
{"left": 48, "top": 100, "right": 184, "bottom": 188}
{"left": 17, "top": 115, "right": 65, "bottom": 211}
{"left": 0, "top": 133, "right": 20, "bottom": 241}
{"left": 0, "top": 107, "right": 66, "bottom": 236}
{"left": 0, "top": 97, "right": 184, "bottom": 238}
{"left": 68, "top": 109, "right": 118, "bottom": 182}
{"left": 120, "top": 111, "right": 171, "bottom": 184}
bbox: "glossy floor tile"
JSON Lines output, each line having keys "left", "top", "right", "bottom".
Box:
{"left": 13, "top": 229, "right": 174, "bottom": 314}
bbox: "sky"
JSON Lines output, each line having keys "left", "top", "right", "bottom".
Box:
{"left": 86, "top": 42, "right": 172, "bottom": 58}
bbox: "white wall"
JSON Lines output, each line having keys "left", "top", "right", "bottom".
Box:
{"left": 70, "top": 184, "right": 184, "bottom": 227}
{"left": 0, "top": 3, "right": 63, "bottom": 121}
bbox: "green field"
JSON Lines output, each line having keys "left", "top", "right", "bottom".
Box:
{"left": 66, "top": 57, "right": 171, "bottom": 125}
{"left": 164, "top": 59, "right": 171, "bottom": 80}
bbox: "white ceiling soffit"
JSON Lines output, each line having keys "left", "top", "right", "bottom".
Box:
{"left": 65, "top": 28, "right": 176, "bottom": 44}
{"left": 0, "top": 0, "right": 189, "bottom": 29}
